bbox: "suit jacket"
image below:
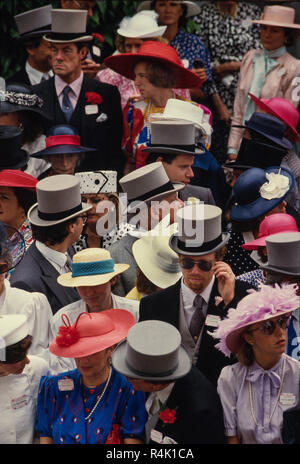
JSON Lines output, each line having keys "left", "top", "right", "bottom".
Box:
{"left": 179, "top": 184, "right": 215, "bottom": 205}
{"left": 108, "top": 234, "right": 138, "bottom": 297}
{"left": 147, "top": 366, "right": 225, "bottom": 444}
{"left": 32, "top": 75, "right": 125, "bottom": 177}
{"left": 10, "top": 242, "right": 80, "bottom": 315}
{"left": 139, "top": 278, "right": 253, "bottom": 386}
{"left": 7, "top": 68, "right": 31, "bottom": 86}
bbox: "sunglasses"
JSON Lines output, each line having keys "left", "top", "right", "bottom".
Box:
{"left": 179, "top": 258, "right": 213, "bottom": 272}
{"left": 248, "top": 315, "right": 290, "bottom": 336}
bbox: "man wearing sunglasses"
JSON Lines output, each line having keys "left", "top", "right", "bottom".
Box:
{"left": 139, "top": 204, "right": 254, "bottom": 386}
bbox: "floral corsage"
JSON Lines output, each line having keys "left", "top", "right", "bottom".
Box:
{"left": 159, "top": 401, "right": 177, "bottom": 425}
{"left": 85, "top": 92, "right": 103, "bottom": 105}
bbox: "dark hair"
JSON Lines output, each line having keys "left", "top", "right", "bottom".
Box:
{"left": 284, "top": 28, "right": 300, "bottom": 47}
{"left": 141, "top": 59, "right": 177, "bottom": 88}
{"left": 150, "top": 0, "right": 187, "bottom": 27}
{"left": 18, "top": 110, "right": 44, "bottom": 144}
{"left": 136, "top": 266, "right": 160, "bottom": 295}
{"left": 13, "top": 188, "right": 37, "bottom": 215}
{"left": 23, "top": 37, "right": 43, "bottom": 50}
{"left": 146, "top": 152, "right": 178, "bottom": 165}
{"left": 231, "top": 218, "right": 261, "bottom": 235}
{"left": 31, "top": 216, "right": 80, "bottom": 245}
{"left": 3, "top": 335, "right": 32, "bottom": 364}
{"left": 236, "top": 336, "right": 255, "bottom": 366}
{"left": 257, "top": 246, "right": 268, "bottom": 263}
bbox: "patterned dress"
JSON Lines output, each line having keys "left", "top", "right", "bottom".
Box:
{"left": 194, "top": 2, "right": 261, "bottom": 162}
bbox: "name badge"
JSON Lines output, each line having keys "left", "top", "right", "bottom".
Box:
{"left": 205, "top": 315, "right": 221, "bottom": 327}
{"left": 150, "top": 429, "right": 163, "bottom": 443}
{"left": 11, "top": 395, "right": 28, "bottom": 410}
{"left": 58, "top": 378, "right": 74, "bottom": 391}
{"left": 85, "top": 104, "right": 98, "bottom": 115}
{"left": 280, "top": 393, "right": 296, "bottom": 406}
{"left": 92, "top": 46, "right": 101, "bottom": 57}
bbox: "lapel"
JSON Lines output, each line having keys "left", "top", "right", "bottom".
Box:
{"left": 163, "top": 280, "right": 181, "bottom": 329}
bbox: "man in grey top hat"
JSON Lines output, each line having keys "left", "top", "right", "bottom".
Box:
{"left": 139, "top": 203, "right": 254, "bottom": 386}
{"left": 10, "top": 175, "right": 91, "bottom": 315}
{"left": 145, "top": 120, "right": 216, "bottom": 205}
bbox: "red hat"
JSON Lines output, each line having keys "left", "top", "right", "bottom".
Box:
{"left": 50, "top": 310, "right": 135, "bottom": 358}
{"left": 242, "top": 213, "right": 298, "bottom": 250}
{"left": 0, "top": 170, "right": 38, "bottom": 191}
{"left": 104, "top": 41, "right": 202, "bottom": 89}
{"left": 249, "top": 93, "right": 300, "bottom": 142}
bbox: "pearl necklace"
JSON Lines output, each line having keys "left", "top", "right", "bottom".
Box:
{"left": 84, "top": 367, "right": 112, "bottom": 421}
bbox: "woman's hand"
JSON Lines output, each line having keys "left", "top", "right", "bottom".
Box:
{"left": 40, "top": 436, "right": 54, "bottom": 444}
{"left": 191, "top": 67, "right": 208, "bottom": 84}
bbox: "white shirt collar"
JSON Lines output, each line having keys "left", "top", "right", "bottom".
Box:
{"left": 25, "top": 61, "right": 53, "bottom": 85}
{"left": 181, "top": 274, "right": 215, "bottom": 306}
{"left": 35, "top": 240, "right": 68, "bottom": 270}
{"left": 145, "top": 383, "right": 175, "bottom": 415}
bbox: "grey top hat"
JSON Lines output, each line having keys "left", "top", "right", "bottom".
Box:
{"left": 28, "top": 174, "right": 92, "bottom": 227}
{"left": 143, "top": 120, "right": 203, "bottom": 156}
{"left": 120, "top": 161, "right": 184, "bottom": 213}
{"left": 170, "top": 204, "right": 230, "bottom": 256}
{"left": 261, "top": 232, "right": 300, "bottom": 276}
{"left": 15, "top": 5, "right": 52, "bottom": 40}
{"left": 112, "top": 320, "right": 192, "bottom": 381}
{"left": 44, "top": 9, "right": 93, "bottom": 43}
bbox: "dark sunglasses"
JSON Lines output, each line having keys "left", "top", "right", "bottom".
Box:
{"left": 179, "top": 258, "right": 213, "bottom": 272}
{"left": 248, "top": 315, "right": 290, "bottom": 336}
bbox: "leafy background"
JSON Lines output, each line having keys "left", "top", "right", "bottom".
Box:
{"left": 0, "top": 0, "right": 201, "bottom": 79}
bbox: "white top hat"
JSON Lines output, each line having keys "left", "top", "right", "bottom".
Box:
{"left": 0, "top": 315, "right": 28, "bottom": 350}
{"left": 117, "top": 11, "right": 167, "bottom": 39}
{"left": 15, "top": 5, "right": 52, "bottom": 39}
{"left": 137, "top": 1, "right": 200, "bottom": 18}
{"left": 75, "top": 171, "right": 117, "bottom": 194}
{"left": 44, "top": 9, "right": 93, "bottom": 43}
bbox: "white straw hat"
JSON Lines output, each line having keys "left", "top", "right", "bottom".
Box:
{"left": 117, "top": 11, "right": 167, "bottom": 38}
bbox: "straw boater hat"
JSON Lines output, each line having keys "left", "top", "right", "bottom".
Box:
{"left": 260, "top": 232, "right": 300, "bottom": 277}
{"left": 137, "top": 0, "right": 201, "bottom": 18}
{"left": 169, "top": 203, "right": 229, "bottom": 256}
{"left": 112, "top": 320, "right": 192, "bottom": 381}
{"left": 0, "top": 314, "right": 29, "bottom": 361}
{"left": 119, "top": 161, "right": 184, "bottom": 214}
{"left": 104, "top": 40, "right": 202, "bottom": 89}
{"left": 117, "top": 10, "right": 167, "bottom": 38}
{"left": 209, "top": 283, "right": 300, "bottom": 357}
{"left": 44, "top": 9, "right": 93, "bottom": 43}
{"left": 14, "top": 5, "right": 52, "bottom": 40}
{"left": 28, "top": 174, "right": 92, "bottom": 227}
{"left": 57, "top": 248, "right": 129, "bottom": 288}
{"left": 75, "top": 171, "right": 117, "bottom": 194}
{"left": 50, "top": 310, "right": 135, "bottom": 359}
{"left": 252, "top": 5, "right": 300, "bottom": 29}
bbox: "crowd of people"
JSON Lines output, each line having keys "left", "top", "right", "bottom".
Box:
{"left": 0, "top": 0, "right": 299, "bottom": 445}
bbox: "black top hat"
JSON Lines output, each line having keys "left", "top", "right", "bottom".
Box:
{"left": 0, "top": 83, "right": 50, "bottom": 119}
{"left": 223, "top": 138, "right": 287, "bottom": 170}
{"left": 0, "top": 126, "right": 29, "bottom": 170}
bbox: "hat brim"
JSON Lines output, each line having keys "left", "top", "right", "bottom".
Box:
{"left": 50, "top": 309, "right": 135, "bottom": 358}
{"left": 143, "top": 146, "right": 204, "bottom": 156}
{"left": 112, "top": 339, "right": 192, "bottom": 381}
{"left": 19, "top": 27, "right": 51, "bottom": 40}
{"left": 104, "top": 52, "right": 202, "bottom": 89}
{"left": 57, "top": 263, "right": 130, "bottom": 287}
{"left": 252, "top": 19, "right": 300, "bottom": 29}
{"left": 127, "top": 182, "right": 185, "bottom": 214}
{"left": 260, "top": 262, "right": 300, "bottom": 276}
{"left": 31, "top": 144, "right": 97, "bottom": 158}
{"left": 231, "top": 124, "right": 292, "bottom": 150}
{"left": 137, "top": 1, "right": 200, "bottom": 18}
{"left": 0, "top": 101, "right": 51, "bottom": 120}
{"left": 28, "top": 201, "right": 92, "bottom": 227}
{"left": 169, "top": 232, "right": 230, "bottom": 256}
{"left": 222, "top": 162, "right": 249, "bottom": 170}
{"left": 43, "top": 34, "right": 93, "bottom": 43}
{"left": 248, "top": 93, "right": 300, "bottom": 142}
{"left": 0, "top": 150, "right": 29, "bottom": 171}
{"left": 117, "top": 25, "right": 167, "bottom": 39}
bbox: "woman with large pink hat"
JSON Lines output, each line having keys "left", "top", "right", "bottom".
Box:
{"left": 36, "top": 310, "right": 146, "bottom": 444}
{"left": 210, "top": 283, "right": 300, "bottom": 444}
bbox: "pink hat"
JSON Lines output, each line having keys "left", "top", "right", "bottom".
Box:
{"left": 50, "top": 310, "right": 135, "bottom": 358}
{"left": 209, "top": 284, "right": 299, "bottom": 356}
{"left": 252, "top": 5, "right": 300, "bottom": 29}
{"left": 249, "top": 94, "right": 300, "bottom": 142}
{"left": 242, "top": 213, "right": 298, "bottom": 250}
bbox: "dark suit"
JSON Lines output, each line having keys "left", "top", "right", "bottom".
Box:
{"left": 10, "top": 242, "right": 80, "bottom": 315}
{"left": 147, "top": 366, "right": 225, "bottom": 444}
{"left": 32, "top": 75, "right": 125, "bottom": 177}
{"left": 7, "top": 68, "right": 31, "bottom": 86}
{"left": 109, "top": 234, "right": 138, "bottom": 297}
{"left": 179, "top": 184, "right": 216, "bottom": 205}
{"left": 139, "top": 278, "right": 253, "bottom": 386}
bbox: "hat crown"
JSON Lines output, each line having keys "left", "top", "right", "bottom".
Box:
{"left": 259, "top": 213, "right": 298, "bottom": 238}
{"left": 233, "top": 138, "right": 286, "bottom": 170}
{"left": 261, "top": 5, "right": 295, "bottom": 24}
{"left": 265, "top": 232, "right": 300, "bottom": 272}
{"left": 137, "top": 40, "right": 182, "bottom": 65}
{"left": 0, "top": 314, "right": 28, "bottom": 349}
{"left": 47, "top": 124, "right": 79, "bottom": 137}
{"left": 73, "top": 248, "right": 112, "bottom": 265}
{"left": 118, "top": 11, "right": 166, "bottom": 37}
{"left": 246, "top": 112, "right": 286, "bottom": 139}
{"left": 150, "top": 120, "right": 196, "bottom": 146}
{"left": 14, "top": 5, "right": 51, "bottom": 36}
{"left": 233, "top": 168, "right": 267, "bottom": 205}
{"left": 51, "top": 9, "right": 88, "bottom": 34}
{"left": 262, "top": 98, "right": 299, "bottom": 129}
{"left": 76, "top": 312, "right": 115, "bottom": 338}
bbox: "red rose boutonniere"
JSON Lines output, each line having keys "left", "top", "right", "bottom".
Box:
{"left": 158, "top": 401, "right": 177, "bottom": 426}
{"left": 85, "top": 92, "right": 103, "bottom": 105}
{"left": 92, "top": 33, "right": 104, "bottom": 44}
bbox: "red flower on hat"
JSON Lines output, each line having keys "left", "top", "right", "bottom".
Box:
{"left": 56, "top": 325, "right": 79, "bottom": 347}
{"left": 159, "top": 408, "right": 177, "bottom": 424}
{"left": 85, "top": 92, "right": 103, "bottom": 105}
{"left": 92, "top": 33, "right": 104, "bottom": 43}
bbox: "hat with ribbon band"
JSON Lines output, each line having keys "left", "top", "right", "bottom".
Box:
{"left": 260, "top": 232, "right": 300, "bottom": 276}
{"left": 44, "top": 9, "right": 93, "bottom": 43}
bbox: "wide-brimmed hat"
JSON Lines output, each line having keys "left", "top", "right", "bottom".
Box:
{"left": 31, "top": 125, "right": 97, "bottom": 158}
{"left": 120, "top": 161, "right": 184, "bottom": 214}
{"left": 170, "top": 203, "right": 229, "bottom": 256}
{"left": 0, "top": 170, "right": 37, "bottom": 191}
{"left": 104, "top": 40, "right": 202, "bottom": 89}
{"left": 232, "top": 113, "right": 292, "bottom": 151}
{"left": 28, "top": 174, "right": 92, "bottom": 227}
{"left": 249, "top": 94, "right": 300, "bottom": 143}
{"left": 0, "top": 222, "right": 26, "bottom": 273}
{"left": 242, "top": 213, "right": 298, "bottom": 251}
{"left": 0, "top": 82, "right": 50, "bottom": 119}
{"left": 0, "top": 315, "right": 29, "bottom": 358}
{"left": 209, "top": 283, "right": 299, "bottom": 356}
{"left": 260, "top": 232, "right": 300, "bottom": 276}
{"left": 223, "top": 138, "right": 287, "bottom": 171}
{"left": 132, "top": 224, "right": 182, "bottom": 289}
{"left": 143, "top": 120, "right": 204, "bottom": 156}
{"left": 137, "top": 0, "right": 201, "bottom": 18}
{"left": 44, "top": 9, "right": 93, "bottom": 43}
{"left": 0, "top": 126, "right": 29, "bottom": 170}
{"left": 112, "top": 320, "right": 192, "bottom": 381}
{"left": 230, "top": 166, "right": 294, "bottom": 222}
{"left": 14, "top": 5, "right": 52, "bottom": 41}
{"left": 75, "top": 171, "right": 117, "bottom": 194}
{"left": 117, "top": 10, "right": 167, "bottom": 38}
{"left": 50, "top": 310, "right": 135, "bottom": 359}
{"left": 149, "top": 98, "right": 212, "bottom": 136}
{"left": 252, "top": 5, "right": 300, "bottom": 30}
{"left": 57, "top": 248, "right": 129, "bottom": 288}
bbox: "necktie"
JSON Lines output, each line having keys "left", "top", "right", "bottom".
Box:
{"left": 145, "top": 395, "right": 161, "bottom": 443}
{"left": 62, "top": 85, "right": 73, "bottom": 122}
{"left": 189, "top": 294, "right": 205, "bottom": 342}
{"left": 41, "top": 73, "right": 49, "bottom": 82}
